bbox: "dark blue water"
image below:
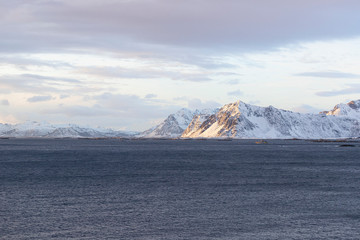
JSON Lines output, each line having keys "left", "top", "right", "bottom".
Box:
{"left": 1, "top": 138, "right": 360, "bottom": 239}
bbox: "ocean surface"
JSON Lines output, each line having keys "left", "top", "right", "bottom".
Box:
{"left": 1, "top": 138, "right": 360, "bottom": 239}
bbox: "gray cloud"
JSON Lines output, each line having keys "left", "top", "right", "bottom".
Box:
{"left": 187, "top": 98, "right": 221, "bottom": 110}
{"left": 316, "top": 84, "right": 360, "bottom": 97}
{"left": 78, "top": 67, "right": 156, "bottom": 79}
{"left": 0, "top": 75, "right": 59, "bottom": 93}
{"left": 173, "top": 96, "right": 188, "bottom": 102}
{"left": 27, "top": 95, "right": 53, "bottom": 103}
{"left": 0, "top": 56, "right": 72, "bottom": 69}
{"left": 215, "top": 72, "right": 242, "bottom": 77}
{"left": 295, "top": 71, "right": 360, "bottom": 79}
{"left": 292, "top": 104, "right": 322, "bottom": 114}
{"left": 145, "top": 94, "right": 157, "bottom": 99}
{"left": 174, "top": 96, "right": 221, "bottom": 110}
{"left": 173, "top": 75, "right": 212, "bottom": 82}
{"left": 21, "top": 74, "right": 80, "bottom": 83}
{"left": 1, "top": 99, "right": 10, "bottom": 106}
{"left": 164, "top": 55, "right": 237, "bottom": 69}
{"left": 0, "top": 74, "right": 84, "bottom": 94}
{"left": 223, "top": 79, "right": 240, "bottom": 85}
{"left": 130, "top": 52, "right": 238, "bottom": 70}
{"left": 227, "top": 90, "right": 243, "bottom": 96}
{"left": 42, "top": 105, "right": 114, "bottom": 117}
{"left": 78, "top": 66, "right": 213, "bottom": 82}
{"left": 92, "top": 93, "right": 180, "bottom": 118}
{"left": 1, "top": 0, "right": 360, "bottom": 54}
{"left": 60, "top": 94, "right": 70, "bottom": 99}
{"left": 248, "top": 100, "right": 261, "bottom": 105}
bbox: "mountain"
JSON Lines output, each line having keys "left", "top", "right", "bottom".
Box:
{"left": 139, "top": 108, "right": 217, "bottom": 138}
{"left": 0, "top": 121, "right": 136, "bottom": 138}
{"left": 181, "top": 100, "right": 360, "bottom": 139}
{"left": 4, "top": 100, "right": 360, "bottom": 139}
{"left": 323, "top": 100, "right": 360, "bottom": 119}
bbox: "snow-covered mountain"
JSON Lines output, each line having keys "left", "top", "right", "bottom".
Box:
{"left": 323, "top": 100, "right": 360, "bottom": 119}
{"left": 139, "top": 108, "right": 217, "bottom": 138}
{"left": 0, "top": 121, "right": 135, "bottom": 138}
{"left": 4, "top": 99, "right": 360, "bottom": 139}
{"left": 181, "top": 100, "right": 360, "bottom": 139}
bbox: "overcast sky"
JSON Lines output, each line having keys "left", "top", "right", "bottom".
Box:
{"left": 1, "top": 0, "right": 360, "bottom": 131}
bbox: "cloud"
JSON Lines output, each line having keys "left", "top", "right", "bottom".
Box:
{"left": 222, "top": 79, "right": 240, "bottom": 85}
{"left": 174, "top": 96, "right": 221, "bottom": 109}
{"left": 295, "top": 71, "right": 360, "bottom": 79}
{"left": 1, "top": 99, "right": 9, "bottom": 106}
{"left": 145, "top": 94, "right": 157, "bottom": 99}
{"left": 60, "top": 94, "right": 70, "bottom": 99}
{"left": 27, "top": 95, "right": 53, "bottom": 102}
{"left": 0, "top": 56, "right": 72, "bottom": 69}
{"left": 215, "top": 72, "right": 242, "bottom": 77}
{"left": 173, "top": 96, "right": 188, "bottom": 101}
{"left": 42, "top": 105, "right": 113, "bottom": 117}
{"left": 187, "top": 98, "right": 221, "bottom": 110}
{"left": 41, "top": 93, "right": 183, "bottom": 130}
{"left": 227, "top": 90, "right": 243, "bottom": 96}
{"left": 316, "top": 84, "right": 360, "bottom": 97}
{"left": 248, "top": 100, "right": 261, "bottom": 105}
{"left": 135, "top": 52, "right": 238, "bottom": 70}
{"left": 166, "top": 55, "right": 237, "bottom": 69}
{"left": 78, "top": 66, "right": 214, "bottom": 82}
{"left": 21, "top": 74, "right": 80, "bottom": 83}
{"left": 77, "top": 66, "right": 156, "bottom": 79}
{"left": 292, "top": 104, "right": 322, "bottom": 114}
{"left": 224, "top": 79, "right": 240, "bottom": 85}
{"left": 0, "top": 74, "right": 85, "bottom": 94}
{"left": 2, "top": 0, "right": 360, "bottom": 54}
{"left": 92, "top": 93, "right": 181, "bottom": 118}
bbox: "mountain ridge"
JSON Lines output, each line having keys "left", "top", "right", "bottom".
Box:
{"left": 0, "top": 121, "right": 136, "bottom": 138}
{"left": 2, "top": 99, "right": 360, "bottom": 139}
{"left": 180, "top": 100, "right": 360, "bottom": 139}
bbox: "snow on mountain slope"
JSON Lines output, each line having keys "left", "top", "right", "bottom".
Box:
{"left": 324, "top": 100, "right": 360, "bottom": 119}
{"left": 181, "top": 109, "right": 218, "bottom": 137}
{"left": 0, "top": 121, "right": 135, "bottom": 138}
{"left": 139, "top": 108, "right": 217, "bottom": 138}
{"left": 139, "top": 108, "right": 194, "bottom": 138}
{"left": 181, "top": 100, "right": 360, "bottom": 139}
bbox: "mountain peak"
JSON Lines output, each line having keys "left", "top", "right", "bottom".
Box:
{"left": 139, "top": 108, "right": 196, "bottom": 138}
{"left": 325, "top": 99, "right": 360, "bottom": 117}
{"left": 222, "top": 100, "right": 244, "bottom": 111}
{"left": 232, "top": 99, "right": 247, "bottom": 107}
{"left": 347, "top": 100, "right": 360, "bottom": 110}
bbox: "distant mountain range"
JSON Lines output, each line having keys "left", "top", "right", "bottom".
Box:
{"left": 2, "top": 100, "right": 360, "bottom": 139}
{"left": 140, "top": 99, "right": 360, "bottom": 139}
{"left": 0, "top": 121, "right": 136, "bottom": 138}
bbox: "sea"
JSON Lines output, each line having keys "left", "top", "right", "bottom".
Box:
{"left": 1, "top": 138, "right": 360, "bottom": 239}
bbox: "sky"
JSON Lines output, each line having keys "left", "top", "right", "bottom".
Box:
{"left": 1, "top": 0, "right": 360, "bottom": 131}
